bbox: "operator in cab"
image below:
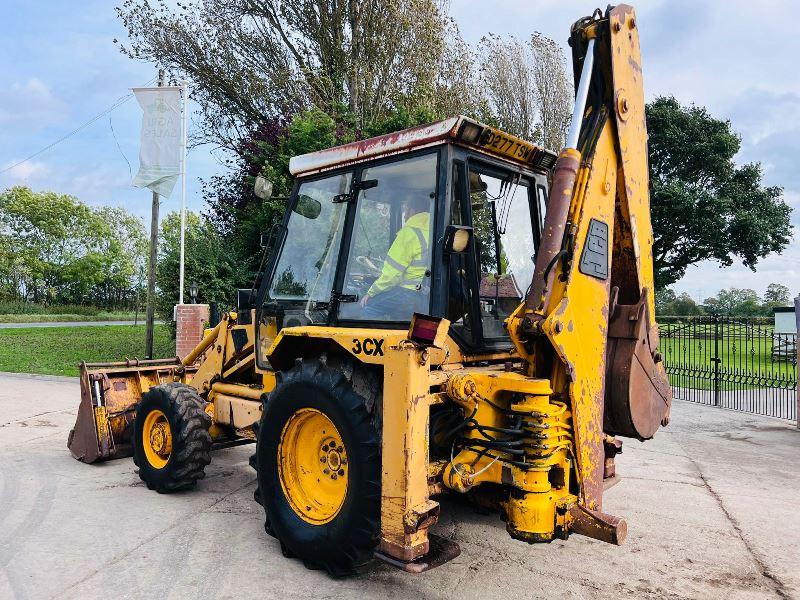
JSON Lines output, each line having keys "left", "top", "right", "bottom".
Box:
{"left": 359, "top": 194, "right": 430, "bottom": 319}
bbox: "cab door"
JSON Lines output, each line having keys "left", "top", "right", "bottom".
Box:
{"left": 336, "top": 151, "right": 440, "bottom": 323}
{"left": 255, "top": 170, "right": 353, "bottom": 368}
{"left": 447, "top": 158, "right": 543, "bottom": 350}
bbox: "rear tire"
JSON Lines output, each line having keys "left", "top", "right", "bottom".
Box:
{"left": 133, "top": 383, "right": 212, "bottom": 493}
{"left": 256, "top": 358, "right": 381, "bottom": 577}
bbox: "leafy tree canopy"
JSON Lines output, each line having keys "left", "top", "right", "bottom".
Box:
{"left": 764, "top": 282, "right": 791, "bottom": 306}
{"left": 115, "top": 0, "right": 472, "bottom": 149}
{"left": 647, "top": 96, "right": 791, "bottom": 288}
{"left": 156, "top": 211, "right": 243, "bottom": 324}
{"left": 0, "top": 186, "right": 146, "bottom": 308}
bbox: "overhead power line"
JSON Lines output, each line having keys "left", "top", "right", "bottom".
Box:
{"left": 0, "top": 76, "right": 156, "bottom": 177}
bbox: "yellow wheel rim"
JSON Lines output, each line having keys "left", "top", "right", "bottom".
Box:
{"left": 142, "top": 408, "right": 173, "bottom": 469}
{"left": 278, "top": 408, "right": 348, "bottom": 525}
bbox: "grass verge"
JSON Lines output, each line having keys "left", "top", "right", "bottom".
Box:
{"left": 0, "top": 325, "right": 175, "bottom": 377}
{"left": 0, "top": 312, "right": 139, "bottom": 323}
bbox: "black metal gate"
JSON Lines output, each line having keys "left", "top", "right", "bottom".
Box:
{"left": 659, "top": 316, "right": 797, "bottom": 421}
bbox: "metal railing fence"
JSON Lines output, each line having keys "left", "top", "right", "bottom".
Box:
{"left": 658, "top": 316, "right": 796, "bottom": 421}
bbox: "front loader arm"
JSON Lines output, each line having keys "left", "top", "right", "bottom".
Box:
{"left": 67, "top": 311, "right": 260, "bottom": 463}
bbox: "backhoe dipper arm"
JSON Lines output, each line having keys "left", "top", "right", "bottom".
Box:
{"left": 508, "top": 4, "right": 671, "bottom": 517}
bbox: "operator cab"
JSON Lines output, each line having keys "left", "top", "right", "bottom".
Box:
{"left": 256, "top": 116, "right": 556, "bottom": 354}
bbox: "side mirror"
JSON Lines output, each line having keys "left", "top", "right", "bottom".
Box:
{"left": 254, "top": 175, "right": 273, "bottom": 199}
{"left": 443, "top": 225, "right": 473, "bottom": 254}
{"left": 293, "top": 194, "right": 322, "bottom": 219}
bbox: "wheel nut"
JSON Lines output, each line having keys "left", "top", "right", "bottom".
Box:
{"left": 320, "top": 456, "right": 327, "bottom": 463}
{"left": 331, "top": 473, "right": 338, "bottom": 480}
{"left": 338, "top": 469, "right": 345, "bottom": 476}
{"left": 323, "top": 468, "right": 329, "bottom": 475}
{"left": 336, "top": 446, "right": 343, "bottom": 453}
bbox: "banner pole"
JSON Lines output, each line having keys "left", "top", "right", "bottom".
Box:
{"left": 178, "top": 80, "right": 189, "bottom": 305}
{"left": 145, "top": 69, "right": 164, "bottom": 359}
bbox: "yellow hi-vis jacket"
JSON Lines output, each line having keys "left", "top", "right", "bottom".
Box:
{"left": 367, "top": 212, "right": 430, "bottom": 298}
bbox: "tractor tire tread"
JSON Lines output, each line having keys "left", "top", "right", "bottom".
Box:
{"left": 256, "top": 357, "right": 381, "bottom": 577}
{"left": 133, "top": 383, "right": 212, "bottom": 494}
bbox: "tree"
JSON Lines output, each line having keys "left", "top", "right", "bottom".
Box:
{"left": 669, "top": 293, "right": 703, "bottom": 316}
{"left": 655, "top": 287, "right": 677, "bottom": 313}
{"left": 476, "top": 33, "right": 571, "bottom": 149}
{"left": 647, "top": 97, "right": 791, "bottom": 288}
{"left": 156, "top": 211, "right": 243, "bottom": 325}
{"left": 656, "top": 287, "right": 703, "bottom": 316}
{"left": 116, "top": 0, "right": 475, "bottom": 149}
{"left": 0, "top": 187, "right": 146, "bottom": 308}
{"left": 764, "top": 282, "right": 791, "bottom": 306}
{"left": 704, "top": 288, "right": 762, "bottom": 316}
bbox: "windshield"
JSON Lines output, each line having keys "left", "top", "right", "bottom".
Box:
{"left": 269, "top": 172, "right": 352, "bottom": 314}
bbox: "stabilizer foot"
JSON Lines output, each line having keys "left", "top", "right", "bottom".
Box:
{"left": 569, "top": 504, "right": 627, "bottom": 545}
{"left": 374, "top": 534, "right": 460, "bottom": 573}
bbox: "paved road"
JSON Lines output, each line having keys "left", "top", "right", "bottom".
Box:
{"left": 0, "top": 321, "right": 144, "bottom": 329}
{"left": 673, "top": 387, "right": 797, "bottom": 422}
{"left": 0, "top": 372, "right": 798, "bottom": 599}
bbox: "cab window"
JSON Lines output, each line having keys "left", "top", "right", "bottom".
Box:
{"left": 267, "top": 171, "right": 352, "bottom": 325}
{"left": 339, "top": 153, "right": 438, "bottom": 321}
{"left": 469, "top": 167, "right": 535, "bottom": 339}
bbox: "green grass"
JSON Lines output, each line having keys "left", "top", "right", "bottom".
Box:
{"left": 0, "top": 312, "right": 138, "bottom": 323}
{"left": 660, "top": 334, "right": 797, "bottom": 390}
{"left": 0, "top": 301, "right": 138, "bottom": 322}
{"left": 0, "top": 325, "right": 175, "bottom": 377}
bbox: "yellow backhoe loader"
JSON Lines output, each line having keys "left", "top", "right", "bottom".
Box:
{"left": 68, "top": 4, "right": 671, "bottom": 575}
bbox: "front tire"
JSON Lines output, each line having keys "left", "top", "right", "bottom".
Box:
{"left": 256, "top": 359, "right": 381, "bottom": 576}
{"left": 133, "top": 383, "right": 212, "bottom": 493}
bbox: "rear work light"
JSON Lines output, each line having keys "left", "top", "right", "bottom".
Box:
{"left": 409, "top": 313, "right": 450, "bottom": 348}
{"left": 456, "top": 120, "right": 484, "bottom": 144}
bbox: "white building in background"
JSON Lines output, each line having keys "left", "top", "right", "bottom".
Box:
{"left": 773, "top": 306, "right": 797, "bottom": 362}
{"left": 774, "top": 306, "right": 797, "bottom": 334}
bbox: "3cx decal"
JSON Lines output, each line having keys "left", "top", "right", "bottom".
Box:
{"left": 351, "top": 338, "right": 385, "bottom": 356}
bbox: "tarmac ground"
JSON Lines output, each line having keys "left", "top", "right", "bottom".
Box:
{"left": 1, "top": 372, "right": 798, "bottom": 599}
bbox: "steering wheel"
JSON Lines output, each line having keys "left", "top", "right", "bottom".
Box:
{"left": 356, "top": 255, "right": 383, "bottom": 277}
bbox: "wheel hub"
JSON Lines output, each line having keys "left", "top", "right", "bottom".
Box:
{"left": 321, "top": 440, "right": 347, "bottom": 480}
{"left": 278, "top": 408, "right": 348, "bottom": 524}
{"left": 142, "top": 409, "right": 172, "bottom": 469}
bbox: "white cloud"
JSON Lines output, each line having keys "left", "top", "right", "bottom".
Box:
{"left": 0, "top": 77, "right": 65, "bottom": 125}
{"left": 0, "top": 159, "right": 50, "bottom": 183}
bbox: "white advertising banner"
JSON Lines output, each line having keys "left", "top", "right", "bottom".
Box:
{"left": 132, "top": 87, "right": 182, "bottom": 197}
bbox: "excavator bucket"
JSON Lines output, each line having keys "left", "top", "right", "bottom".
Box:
{"left": 67, "top": 358, "right": 194, "bottom": 463}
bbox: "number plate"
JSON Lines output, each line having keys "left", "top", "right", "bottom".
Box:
{"left": 476, "top": 127, "right": 540, "bottom": 164}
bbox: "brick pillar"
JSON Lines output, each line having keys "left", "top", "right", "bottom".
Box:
{"left": 175, "top": 303, "right": 210, "bottom": 360}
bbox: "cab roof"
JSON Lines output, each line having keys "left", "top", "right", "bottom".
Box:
{"left": 288, "top": 116, "right": 557, "bottom": 177}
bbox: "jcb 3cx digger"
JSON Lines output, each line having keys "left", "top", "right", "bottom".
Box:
{"left": 68, "top": 5, "right": 671, "bottom": 576}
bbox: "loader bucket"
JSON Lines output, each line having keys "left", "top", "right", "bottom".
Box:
{"left": 67, "top": 358, "right": 195, "bottom": 463}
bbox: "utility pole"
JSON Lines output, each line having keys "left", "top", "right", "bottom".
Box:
{"left": 177, "top": 80, "right": 189, "bottom": 305}
{"left": 145, "top": 69, "right": 164, "bottom": 359}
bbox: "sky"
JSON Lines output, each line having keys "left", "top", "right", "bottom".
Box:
{"left": 1, "top": 0, "right": 798, "bottom": 302}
